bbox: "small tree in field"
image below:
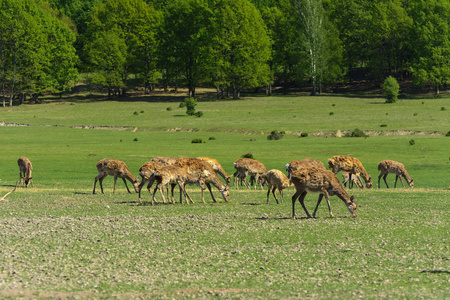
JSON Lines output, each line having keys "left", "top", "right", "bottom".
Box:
{"left": 382, "top": 76, "right": 400, "bottom": 103}
{"left": 180, "top": 97, "right": 197, "bottom": 116}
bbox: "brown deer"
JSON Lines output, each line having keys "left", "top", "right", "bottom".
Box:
{"left": 177, "top": 158, "right": 230, "bottom": 202}
{"left": 197, "top": 157, "right": 231, "bottom": 186}
{"left": 261, "top": 169, "right": 292, "bottom": 204}
{"left": 341, "top": 172, "right": 364, "bottom": 189}
{"left": 378, "top": 160, "right": 414, "bottom": 188}
{"left": 137, "top": 161, "right": 165, "bottom": 202}
{"left": 150, "top": 165, "right": 206, "bottom": 205}
{"left": 291, "top": 168, "right": 357, "bottom": 219}
{"left": 328, "top": 155, "right": 373, "bottom": 189}
{"left": 233, "top": 158, "right": 267, "bottom": 190}
{"left": 18, "top": 156, "right": 33, "bottom": 187}
{"left": 286, "top": 158, "right": 325, "bottom": 180}
{"left": 93, "top": 158, "right": 140, "bottom": 194}
{"left": 0, "top": 182, "right": 18, "bottom": 201}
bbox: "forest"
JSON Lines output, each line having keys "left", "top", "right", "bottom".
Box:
{"left": 1, "top": 0, "right": 450, "bottom": 105}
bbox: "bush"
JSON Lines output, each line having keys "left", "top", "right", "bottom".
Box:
{"left": 191, "top": 138, "right": 204, "bottom": 144}
{"left": 382, "top": 76, "right": 400, "bottom": 103}
{"left": 300, "top": 132, "right": 308, "bottom": 137}
{"left": 345, "top": 128, "right": 368, "bottom": 138}
{"left": 409, "top": 139, "right": 415, "bottom": 146}
{"left": 208, "top": 137, "right": 216, "bottom": 140}
{"left": 181, "top": 97, "right": 197, "bottom": 116}
{"left": 166, "top": 107, "right": 172, "bottom": 111}
{"left": 380, "top": 124, "right": 388, "bottom": 127}
{"left": 445, "top": 131, "right": 450, "bottom": 137}
{"left": 241, "top": 153, "right": 254, "bottom": 159}
{"left": 194, "top": 111, "right": 203, "bottom": 117}
{"left": 267, "top": 130, "right": 285, "bottom": 140}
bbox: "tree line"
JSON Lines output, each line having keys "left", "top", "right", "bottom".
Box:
{"left": 1, "top": 0, "right": 449, "bottom": 106}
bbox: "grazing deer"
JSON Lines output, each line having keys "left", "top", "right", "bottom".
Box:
{"left": 0, "top": 182, "right": 18, "bottom": 201}
{"left": 262, "top": 169, "right": 292, "bottom": 204}
{"left": 286, "top": 158, "right": 325, "bottom": 180}
{"left": 138, "top": 161, "right": 165, "bottom": 202}
{"left": 93, "top": 158, "right": 140, "bottom": 194}
{"left": 177, "top": 158, "right": 230, "bottom": 202}
{"left": 328, "top": 155, "right": 373, "bottom": 189}
{"left": 150, "top": 165, "right": 206, "bottom": 206}
{"left": 291, "top": 168, "right": 357, "bottom": 219}
{"left": 378, "top": 160, "right": 414, "bottom": 188}
{"left": 151, "top": 156, "right": 179, "bottom": 166}
{"left": 233, "top": 158, "right": 267, "bottom": 190}
{"left": 341, "top": 172, "right": 364, "bottom": 189}
{"left": 197, "top": 157, "right": 231, "bottom": 186}
{"left": 18, "top": 156, "right": 33, "bottom": 187}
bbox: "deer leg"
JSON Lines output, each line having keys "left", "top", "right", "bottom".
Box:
{"left": 299, "top": 191, "right": 312, "bottom": 218}
{"left": 266, "top": 186, "right": 271, "bottom": 204}
{"left": 169, "top": 183, "right": 176, "bottom": 204}
{"left": 93, "top": 176, "right": 99, "bottom": 194}
{"left": 158, "top": 183, "right": 166, "bottom": 203}
{"left": 356, "top": 176, "right": 364, "bottom": 189}
{"left": 399, "top": 175, "right": 406, "bottom": 188}
{"left": 322, "top": 191, "right": 335, "bottom": 218}
{"left": 151, "top": 186, "right": 159, "bottom": 206}
{"left": 271, "top": 187, "right": 279, "bottom": 204}
{"left": 394, "top": 175, "right": 399, "bottom": 188}
{"left": 206, "top": 183, "right": 217, "bottom": 203}
{"left": 312, "top": 194, "right": 324, "bottom": 218}
{"left": 280, "top": 189, "right": 284, "bottom": 204}
{"left": 138, "top": 180, "right": 146, "bottom": 203}
{"left": 121, "top": 178, "right": 131, "bottom": 193}
{"left": 348, "top": 173, "right": 353, "bottom": 189}
{"left": 292, "top": 190, "right": 302, "bottom": 219}
{"left": 98, "top": 175, "right": 107, "bottom": 194}
{"left": 382, "top": 174, "right": 389, "bottom": 188}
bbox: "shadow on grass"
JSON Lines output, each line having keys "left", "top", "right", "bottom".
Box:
{"left": 420, "top": 270, "right": 450, "bottom": 274}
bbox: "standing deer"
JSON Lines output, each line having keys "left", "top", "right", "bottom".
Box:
{"left": 378, "top": 160, "right": 414, "bottom": 188}
{"left": 137, "top": 161, "right": 165, "bottom": 202}
{"left": 286, "top": 158, "right": 325, "bottom": 180}
{"left": 233, "top": 158, "right": 267, "bottom": 190}
{"left": 197, "top": 157, "right": 231, "bottom": 186}
{"left": 177, "top": 158, "right": 230, "bottom": 202}
{"left": 262, "top": 169, "right": 292, "bottom": 204}
{"left": 93, "top": 158, "right": 140, "bottom": 194}
{"left": 150, "top": 165, "right": 206, "bottom": 205}
{"left": 18, "top": 156, "right": 33, "bottom": 187}
{"left": 328, "top": 155, "right": 373, "bottom": 189}
{"left": 291, "top": 168, "right": 357, "bottom": 219}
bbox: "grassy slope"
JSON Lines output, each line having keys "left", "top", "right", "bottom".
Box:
{"left": 0, "top": 93, "right": 449, "bottom": 299}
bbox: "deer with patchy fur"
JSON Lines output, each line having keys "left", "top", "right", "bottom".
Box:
{"left": 328, "top": 155, "right": 372, "bottom": 189}
{"left": 197, "top": 157, "right": 231, "bottom": 186}
{"left": 137, "top": 161, "right": 165, "bottom": 202}
{"left": 378, "top": 160, "right": 414, "bottom": 188}
{"left": 262, "top": 169, "right": 292, "bottom": 204}
{"left": 18, "top": 157, "right": 33, "bottom": 187}
{"left": 177, "top": 158, "right": 230, "bottom": 202}
{"left": 233, "top": 158, "right": 267, "bottom": 190}
{"left": 341, "top": 172, "right": 364, "bottom": 189}
{"left": 150, "top": 164, "right": 206, "bottom": 205}
{"left": 93, "top": 158, "right": 140, "bottom": 194}
{"left": 151, "top": 156, "right": 179, "bottom": 166}
{"left": 286, "top": 158, "right": 325, "bottom": 180}
{"left": 291, "top": 168, "right": 357, "bottom": 219}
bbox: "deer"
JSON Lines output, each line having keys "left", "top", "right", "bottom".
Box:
{"left": 291, "top": 168, "right": 357, "bottom": 219}
{"left": 18, "top": 156, "right": 33, "bottom": 187}
{"left": 150, "top": 164, "right": 207, "bottom": 206}
{"left": 341, "top": 172, "right": 364, "bottom": 189}
{"left": 286, "top": 158, "right": 325, "bottom": 180}
{"left": 197, "top": 157, "right": 231, "bottom": 187}
{"left": 93, "top": 158, "right": 140, "bottom": 194}
{"left": 233, "top": 158, "right": 267, "bottom": 190}
{"left": 261, "top": 169, "right": 292, "bottom": 204}
{"left": 328, "top": 155, "right": 373, "bottom": 189}
{"left": 137, "top": 161, "right": 165, "bottom": 202}
{"left": 176, "top": 157, "right": 230, "bottom": 203}
{"left": 0, "top": 182, "right": 18, "bottom": 201}
{"left": 378, "top": 160, "right": 414, "bottom": 188}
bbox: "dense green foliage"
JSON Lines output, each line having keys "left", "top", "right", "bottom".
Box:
{"left": 2, "top": 0, "right": 450, "bottom": 102}
{"left": 382, "top": 76, "right": 400, "bottom": 103}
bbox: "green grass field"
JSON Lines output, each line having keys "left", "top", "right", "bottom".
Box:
{"left": 0, "top": 92, "right": 449, "bottom": 299}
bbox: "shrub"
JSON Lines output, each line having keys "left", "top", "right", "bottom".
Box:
{"left": 166, "top": 107, "right": 172, "bottom": 111}
{"left": 194, "top": 111, "right": 203, "bottom": 117}
{"left": 380, "top": 124, "right": 388, "bottom": 127}
{"left": 445, "top": 131, "right": 450, "bottom": 137}
{"left": 133, "top": 138, "right": 138, "bottom": 142}
{"left": 191, "top": 138, "right": 204, "bottom": 144}
{"left": 267, "top": 130, "right": 285, "bottom": 140}
{"left": 441, "top": 107, "right": 446, "bottom": 111}
{"left": 300, "top": 132, "right": 308, "bottom": 137}
{"left": 133, "top": 111, "right": 139, "bottom": 115}
{"left": 241, "top": 153, "right": 254, "bottom": 159}
{"left": 382, "top": 76, "right": 400, "bottom": 103}
{"left": 329, "top": 112, "right": 334, "bottom": 115}
{"left": 208, "top": 137, "right": 216, "bottom": 140}
{"left": 409, "top": 139, "right": 415, "bottom": 146}
{"left": 345, "top": 128, "right": 368, "bottom": 138}
{"left": 181, "top": 97, "right": 197, "bottom": 116}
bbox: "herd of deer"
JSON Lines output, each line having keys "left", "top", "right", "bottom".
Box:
{"left": 2, "top": 155, "right": 414, "bottom": 219}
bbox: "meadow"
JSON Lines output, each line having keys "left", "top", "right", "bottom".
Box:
{"left": 0, "top": 91, "right": 449, "bottom": 299}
